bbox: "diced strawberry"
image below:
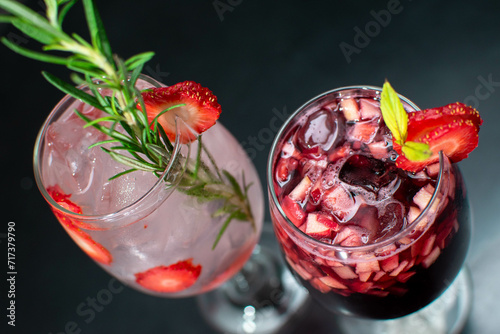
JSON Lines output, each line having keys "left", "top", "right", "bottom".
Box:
{"left": 276, "top": 157, "right": 298, "bottom": 183}
{"left": 322, "top": 184, "right": 357, "bottom": 222}
{"left": 333, "top": 265, "right": 359, "bottom": 280}
{"left": 355, "top": 257, "right": 380, "bottom": 274}
{"left": 380, "top": 254, "right": 399, "bottom": 273}
{"left": 426, "top": 162, "right": 440, "bottom": 178}
{"left": 367, "top": 141, "right": 389, "bottom": 160}
{"left": 394, "top": 103, "right": 482, "bottom": 172}
{"left": 310, "top": 277, "right": 332, "bottom": 293}
{"left": 421, "top": 246, "right": 441, "bottom": 268}
{"left": 289, "top": 176, "right": 312, "bottom": 202}
{"left": 328, "top": 143, "right": 352, "bottom": 162}
{"left": 420, "top": 234, "right": 436, "bottom": 257}
{"left": 350, "top": 281, "right": 374, "bottom": 294}
{"left": 135, "top": 258, "right": 202, "bottom": 293}
{"left": 359, "top": 99, "right": 382, "bottom": 120}
{"left": 375, "top": 243, "right": 397, "bottom": 257}
{"left": 305, "top": 212, "right": 339, "bottom": 239}
{"left": 347, "top": 118, "right": 379, "bottom": 144}
{"left": 359, "top": 272, "right": 372, "bottom": 282}
{"left": 389, "top": 260, "right": 409, "bottom": 277}
{"left": 413, "top": 187, "right": 431, "bottom": 210}
{"left": 319, "top": 275, "right": 348, "bottom": 289}
{"left": 281, "top": 196, "right": 306, "bottom": 227}
{"left": 373, "top": 271, "right": 386, "bottom": 282}
{"left": 334, "top": 226, "right": 365, "bottom": 246}
{"left": 340, "top": 98, "right": 360, "bottom": 121}
{"left": 140, "top": 81, "right": 221, "bottom": 144}
{"left": 396, "top": 271, "right": 416, "bottom": 283}
{"left": 47, "top": 186, "right": 113, "bottom": 266}
{"left": 286, "top": 257, "right": 312, "bottom": 280}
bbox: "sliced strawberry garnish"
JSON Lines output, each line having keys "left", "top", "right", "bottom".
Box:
{"left": 135, "top": 259, "right": 202, "bottom": 293}
{"left": 47, "top": 186, "right": 113, "bottom": 265}
{"left": 140, "top": 81, "right": 221, "bottom": 143}
{"left": 394, "top": 103, "right": 482, "bottom": 172}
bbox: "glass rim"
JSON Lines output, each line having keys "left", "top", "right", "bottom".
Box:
{"left": 32, "top": 74, "right": 183, "bottom": 222}
{"left": 266, "top": 85, "right": 447, "bottom": 252}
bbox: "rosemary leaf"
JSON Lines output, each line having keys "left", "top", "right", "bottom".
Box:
{"left": 1, "top": 37, "right": 70, "bottom": 65}
{"left": 82, "top": 0, "right": 113, "bottom": 64}
{"left": 11, "top": 18, "right": 58, "bottom": 44}
{"left": 222, "top": 170, "right": 244, "bottom": 200}
{"left": 42, "top": 71, "right": 102, "bottom": 110}
{"left": 58, "top": 0, "right": 78, "bottom": 26}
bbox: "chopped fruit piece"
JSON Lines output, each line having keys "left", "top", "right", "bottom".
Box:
{"left": 389, "top": 260, "right": 408, "bottom": 277}
{"left": 328, "top": 143, "right": 351, "bottom": 162}
{"left": 140, "top": 81, "right": 221, "bottom": 144}
{"left": 359, "top": 272, "right": 372, "bottom": 282}
{"left": 367, "top": 141, "right": 389, "bottom": 160}
{"left": 281, "top": 196, "right": 306, "bottom": 227}
{"left": 413, "top": 186, "right": 433, "bottom": 211}
{"left": 276, "top": 157, "right": 298, "bottom": 183}
{"left": 135, "top": 258, "right": 202, "bottom": 293}
{"left": 322, "top": 184, "right": 357, "bottom": 221}
{"left": 380, "top": 254, "right": 399, "bottom": 273}
{"left": 333, "top": 266, "right": 359, "bottom": 280}
{"left": 373, "top": 271, "right": 386, "bottom": 282}
{"left": 47, "top": 186, "right": 113, "bottom": 265}
{"left": 351, "top": 281, "right": 374, "bottom": 294}
{"left": 310, "top": 277, "right": 332, "bottom": 293}
{"left": 355, "top": 258, "right": 380, "bottom": 274}
{"left": 305, "top": 212, "right": 339, "bottom": 239}
{"left": 359, "top": 99, "right": 382, "bottom": 120}
{"left": 420, "top": 234, "right": 436, "bottom": 257}
{"left": 347, "top": 119, "right": 379, "bottom": 144}
{"left": 396, "top": 271, "right": 416, "bottom": 283}
{"left": 421, "top": 246, "right": 441, "bottom": 268}
{"left": 289, "top": 176, "right": 312, "bottom": 202}
{"left": 394, "top": 103, "right": 482, "bottom": 172}
{"left": 340, "top": 98, "right": 360, "bottom": 121}
{"left": 319, "top": 276, "right": 348, "bottom": 289}
{"left": 286, "top": 257, "right": 312, "bottom": 280}
{"left": 334, "top": 226, "right": 365, "bottom": 246}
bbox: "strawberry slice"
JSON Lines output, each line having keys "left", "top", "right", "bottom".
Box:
{"left": 140, "top": 81, "right": 221, "bottom": 143}
{"left": 47, "top": 186, "right": 113, "bottom": 265}
{"left": 135, "top": 258, "right": 202, "bottom": 293}
{"left": 394, "top": 103, "right": 482, "bottom": 172}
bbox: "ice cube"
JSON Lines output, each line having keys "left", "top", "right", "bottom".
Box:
{"left": 297, "top": 109, "right": 342, "bottom": 153}
{"left": 97, "top": 169, "right": 158, "bottom": 214}
{"left": 46, "top": 112, "right": 107, "bottom": 194}
{"left": 339, "top": 155, "right": 398, "bottom": 194}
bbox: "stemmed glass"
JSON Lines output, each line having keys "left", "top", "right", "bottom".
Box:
{"left": 34, "top": 74, "right": 307, "bottom": 334}
{"left": 267, "top": 86, "right": 472, "bottom": 333}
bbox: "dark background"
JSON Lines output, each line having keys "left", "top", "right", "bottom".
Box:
{"left": 2, "top": 0, "right": 500, "bottom": 333}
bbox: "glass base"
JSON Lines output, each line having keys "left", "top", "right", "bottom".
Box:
{"left": 336, "top": 268, "right": 472, "bottom": 334}
{"left": 197, "top": 225, "right": 309, "bottom": 334}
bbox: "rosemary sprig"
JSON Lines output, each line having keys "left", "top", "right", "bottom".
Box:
{"left": 0, "top": 0, "right": 255, "bottom": 248}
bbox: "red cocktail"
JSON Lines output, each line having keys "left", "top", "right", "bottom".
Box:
{"left": 268, "top": 86, "right": 477, "bottom": 321}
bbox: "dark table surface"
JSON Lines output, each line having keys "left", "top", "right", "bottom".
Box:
{"left": 2, "top": 0, "right": 500, "bottom": 333}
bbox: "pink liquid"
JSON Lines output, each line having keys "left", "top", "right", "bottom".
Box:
{"left": 269, "top": 90, "right": 470, "bottom": 318}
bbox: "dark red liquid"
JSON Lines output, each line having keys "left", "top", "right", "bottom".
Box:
{"left": 270, "top": 95, "right": 471, "bottom": 319}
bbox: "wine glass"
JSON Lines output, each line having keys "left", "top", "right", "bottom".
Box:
{"left": 34, "top": 74, "right": 308, "bottom": 334}
{"left": 267, "top": 86, "right": 472, "bottom": 333}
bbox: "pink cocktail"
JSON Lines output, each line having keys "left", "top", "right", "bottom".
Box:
{"left": 34, "top": 76, "right": 264, "bottom": 297}
{"left": 268, "top": 86, "right": 471, "bottom": 319}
